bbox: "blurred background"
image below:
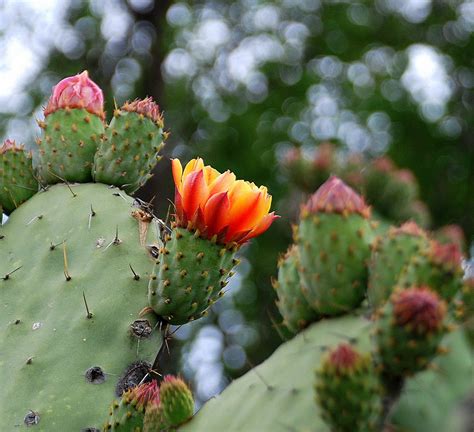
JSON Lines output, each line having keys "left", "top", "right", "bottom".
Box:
{"left": 0, "top": 0, "right": 472, "bottom": 405}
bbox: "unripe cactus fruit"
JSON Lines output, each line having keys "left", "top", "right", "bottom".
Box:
{"left": 93, "top": 98, "right": 166, "bottom": 193}
{"left": 297, "top": 176, "right": 374, "bottom": 315}
{"left": 368, "top": 221, "right": 430, "bottom": 308}
{"left": 273, "top": 245, "right": 319, "bottom": 333}
{"left": 149, "top": 158, "right": 277, "bottom": 324}
{"left": 105, "top": 380, "right": 160, "bottom": 431}
{"left": 376, "top": 286, "right": 447, "bottom": 378}
{"left": 0, "top": 139, "right": 38, "bottom": 214}
{"left": 159, "top": 375, "right": 194, "bottom": 428}
{"left": 315, "top": 343, "right": 382, "bottom": 432}
{"left": 397, "top": 241, "right": 463, "bottom": 301}
{"left": 35, "top": 71, "right": 105, "bottom": 184}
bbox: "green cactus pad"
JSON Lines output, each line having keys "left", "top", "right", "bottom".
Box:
{"left": 0, "top": 146, "right": 38, "bottom": 214}
{"left": 105, "top": 398, "right": 145, "bottom": 431}
{"left": 94, "top": 111, "right": 165, "bottom": 194}
{"left": 178, "top": 315, "right": 472, "bottom": 432}
{"left": 368, "top": 223, "right": 430, "bottom": 308}
{"left": 315, "top": 344, "right": 382, "bottom": 432}
{"left": 274, "top": 245, "right": 319, "bottom": 333}
{"left": 148, "top": 228, "right": 236, "bottom": 325}
{"left": 297, "top": 213, "right": 374, "bottom": 315}
{"left": 0, "top": 183, "right": 162, "bottom": 431}
{"left": 35, "top": 108, "right": 104, "bottom": 184}
{"left": 397, "top": 247, "right": 463, "bottom": 302}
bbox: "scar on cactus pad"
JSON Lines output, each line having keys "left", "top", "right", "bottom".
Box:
{"left": 148, "top": 157, "right": 278, "bottom": 324}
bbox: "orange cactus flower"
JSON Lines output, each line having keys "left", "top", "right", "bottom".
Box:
{"left": 172, "top": 158, "right": 278, "bottom": 245}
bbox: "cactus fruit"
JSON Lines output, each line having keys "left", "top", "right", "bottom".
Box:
{"left": 315, "top": 343, "right": 382, "bottom": 432}
{"left": 434, "top": 224, "right": 466, "bottom": 252}
{"left": 368, "top": 221, "right": 430, "bottom": 308}
{"left": 93, "top": 98, "right": 166, "bottom": 193}
{"left": 297, "top": 176, "right": 374, "bottom": 315}
{"left": 273, "top": 245, "right": 319, "bottom": 333}
{"left": 0, "top": 139, "right": 38, "bottom": 214}
{"left": 35, "top": 71, "right": 105, "bottom": 184}
{"left": 0, "top": 183, "right": 163, "bottom": 430}
{"left": 105, "top": 380, "right": 160, "bottom": 431}
{"left": 375, "top": 286, "right": 447, "bottom": 379}
{"left": 397, "top": 241, "right": 464, "bottom": 301}
{"left": 148, "top": 158, "right": 277, "bottom": 324}
{"left": 159, "top": 375, "right": 194, "bottom": 428}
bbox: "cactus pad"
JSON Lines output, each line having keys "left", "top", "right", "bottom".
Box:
{"left": 0, "top": 183, "right": 162, "bottom": 431}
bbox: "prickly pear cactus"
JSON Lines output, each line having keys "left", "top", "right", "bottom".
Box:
{"left": 0, "top": 183, "right": 163, "bottom": 430}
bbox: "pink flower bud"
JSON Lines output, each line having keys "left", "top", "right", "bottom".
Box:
{"left": 121, "top": 97, "right": 161, "bottom": 123}
{"left": 303, "top": 176, "right": 370, "bottom": 218}
{"left": 44, "top": 71, "right": 104, "bottom": 119}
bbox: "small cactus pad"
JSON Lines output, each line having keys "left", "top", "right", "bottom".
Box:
{"left": 148, "top": 227, "right": 236, "bottom": 325}
{"left": 397, "top": 241, "right": 463, "bottom": 301}
{"left": 159, "top": 375, "right": 194, "bottom": 428}
{"left": 273, "top": 245, "right": 319, "bottom": 333}
{"left": 0, "top": 140, "right": 38, "bottom": 214}
{"left": 35, "top": 108, "right": 105, "bottom": 184}
{"left": 368, "top": 222, "right": 430, "bottom": 308}
{"left": 0, "top": 183, "right": 162, "bottom": 430}
{"left": 315, "top": 343, "right": 382, "bottom": 432}
{"left": 376, "top": 286, "right": 447, "bottom": 378}
{"left": 94, "top": 98, "right": 165, "bottom": 193}
{"left": 297, "top": 177, "right": 374, "bottom": 315}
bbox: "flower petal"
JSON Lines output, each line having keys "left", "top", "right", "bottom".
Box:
{"left": 171, "top": 159, "right": 183, "bottom": 193}
{"left": 182, "top": 169, "right": 208, "bottom": 220}
{"left": 209, "top": 171, "right": 236, "bottom": 197}
{"left": 239, "top": 212, "right": 279, "bottom": 243}
{"left": 183, "top": 158, "right": 205, "bottom": 180}
{"left": 204, "top": 192, "right": 231, "bottom": 236}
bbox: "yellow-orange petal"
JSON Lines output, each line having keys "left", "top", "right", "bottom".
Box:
{"left": 239, "top": 212, "right": 279, "bottom": 243}
{"left": 204, "top": 192, "right": 231, "bottom": 236}
{"left": 171, "top": 159, "right": 183, "bottom": 192}
{"left": 227, "top": 190, "right": 266, "bottom": 237}
{"left": 203, "top": 165, "right": 221, "bottom": 186}
{"left": 209, "top": 171, "right": 237, "bottom": 196}
{"left": 183, "top": 158, "right": 205, "bottom": 180}
{"left": 182, "top": 170, "right": 209, "bottom": 220}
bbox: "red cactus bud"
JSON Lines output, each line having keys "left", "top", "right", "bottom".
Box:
{"left": 436, "top": 225, "right": 465, "bottom": 251}
{"left": 303, "top": 176, "right": 370, "bottom": 218}
{"left": 392, "top": 287, "right": 446, "bottom": 333}
{"left": 390, "top": 221, "right": 426, "bottom": 238}
{"left": 129, "top": 380, "right": 160, "bottom": 410}
{"left": 430, "top": 241, "right": 462, "bottom": 272}
{"left": 122, "top": 97, "right": 161, "bottom": 123}
{"left": 44, "top": 71, "right": 104, "bottom": 119}
{"left": 327, "top": 343, "right": 360, "bottom": 371}
{"left": 0, "top": 139, "right": 21, "bottom": 154}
